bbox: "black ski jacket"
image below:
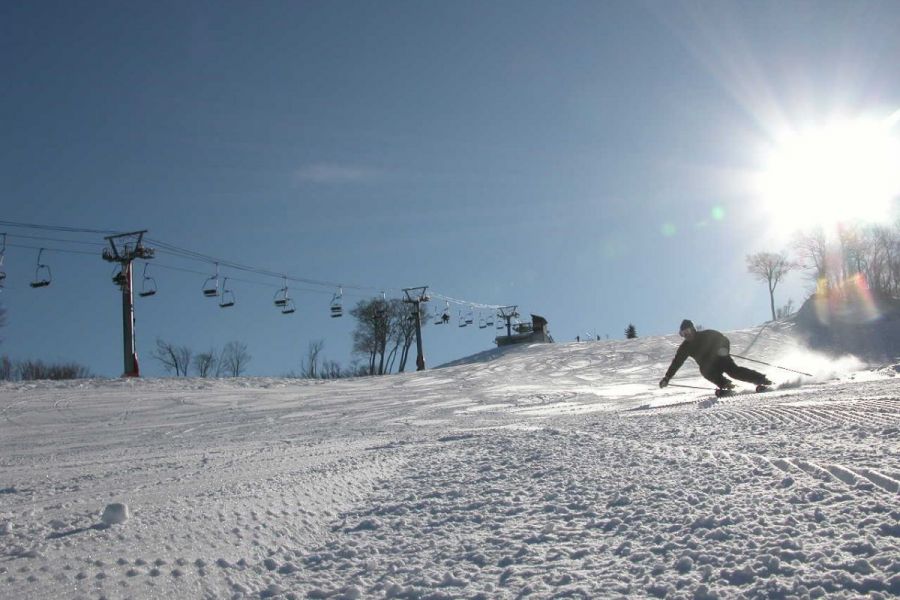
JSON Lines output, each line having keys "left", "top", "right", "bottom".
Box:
{"left": 664, "top": 329, "right": 730, "bottom": 379}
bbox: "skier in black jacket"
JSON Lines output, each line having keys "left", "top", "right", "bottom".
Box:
{"left": 659, "top": 320, "right": 772, "bottom": 391}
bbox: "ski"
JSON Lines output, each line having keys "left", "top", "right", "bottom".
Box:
{"left": 713, "top": 384, "right": 776, "bottom": 398}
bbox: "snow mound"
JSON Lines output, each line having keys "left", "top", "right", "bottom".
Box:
{"left": 100, "top": 503, "right": 130, "bottom": 526}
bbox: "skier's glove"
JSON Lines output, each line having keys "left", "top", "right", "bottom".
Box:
{"left": 659, "top": 377, "right": 669, "bottom": 388}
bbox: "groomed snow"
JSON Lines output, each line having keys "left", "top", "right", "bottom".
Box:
{"left": 1, "top": 321, "right": 898, "bottom": 599}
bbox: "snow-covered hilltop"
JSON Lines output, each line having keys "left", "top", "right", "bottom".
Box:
{"left": 1, "top": 321, "right": 898, "bottom": 599}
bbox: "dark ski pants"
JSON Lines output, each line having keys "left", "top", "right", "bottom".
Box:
{"left": 701, "top": 356, "right": 768, "bottom": 388}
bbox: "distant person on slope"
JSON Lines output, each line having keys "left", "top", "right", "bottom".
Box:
{"left": 659, "top": 320, "right": 772, "bottom": 391}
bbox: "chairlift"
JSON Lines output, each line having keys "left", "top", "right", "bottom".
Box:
{"left": 496, "top": 313, "right": 505, "bottom": 330}
{"left": 202, "top": 263, "right": 220, "bottom": 297}
{"left": 219, "top": 277, "right": 235, "bottom": 308}
{"left": 30, "top": 248, "right": 51, "bottom": 288}
{"left": 138, "top": 263, "right": 157, "bottom": 297}
{"left": 478, "top": 315, "right": 487, "bottom": 329}
{"left": 330, "top": 288, "right": 343, "bottom": 318}
{"left": 458, "top": 310, "right": 467, "bottom": 328}
{"left": 274, "top": 277, "right": 290, "bottom": 307}
{"left": 486, "top": 313, "right": 495, "bottom": 327}
{"left": 465, "top": 310, "right": 474, "bottom": 325}
{"left": 439, "top": 302, "right": 451, "bottom": 325}
{"left": 281, "top": 298, "right": 296, "bottom": 314}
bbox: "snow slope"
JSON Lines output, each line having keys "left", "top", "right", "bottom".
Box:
{"left": 1, "top": 321, "right": 898, "bottom": 599}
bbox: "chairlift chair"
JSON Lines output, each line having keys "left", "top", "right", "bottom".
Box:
{"left": 281, "top": 298, "right": 296, "bottom": 314}
{"left": 30, "top": 248, "right": 51, "bottom": 288}
{"left": 330, "top": 289, "right": 343, "bottom": 318}
{"left": 478, "top": 315, "right": 487, "bottom": 329}
{"left": 274, "top": 277, "right": 290, "bottom": 307}
{"left": 458, "top": 310, "right": 467, "bottom": 328}
{"left": 219, "top": 278, "right": 235, "bottom": 308}
{"left": 202, "top": 264, "right": 220, "bottom": 297}
{"left": 486, "top": 314, "right": 495, "bottom": 327}
{"left": 138, "top": 263, "right": 157, "bottom": 297}
{"left": 465, "top": 310, "right": 474, "bottom": 325}
{"left": 274, "top": 288, "right": 289, "bottom": 307}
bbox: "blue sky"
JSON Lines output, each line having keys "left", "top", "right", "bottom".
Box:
{"left": 2, "top": 1, "right": 900, "bottom": 377}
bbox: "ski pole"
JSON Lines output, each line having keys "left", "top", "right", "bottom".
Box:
{"left": 666, "top": 383, "right": 716, "bottom": 391}
{"left": 731, "top": 354, "right": 812, "bottom": 377}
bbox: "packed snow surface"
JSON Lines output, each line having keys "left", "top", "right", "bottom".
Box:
{"left": 1, "top": 322, "right": 898, "bottom": 599}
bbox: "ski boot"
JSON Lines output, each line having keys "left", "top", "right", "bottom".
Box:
{"left": 755, "top": 378, "right": 774, "bottom": 393}
{"left": 715, "top": 381, "right": 736, "bottom": 397}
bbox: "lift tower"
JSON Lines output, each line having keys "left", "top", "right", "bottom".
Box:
{"left": 402, "top": 286, "right": 429, "bottom": 371}
{"left": 102, "top": 231, "right": 154, "bottom": 377}
{"left": 497, "top": 305, "right": 520, "bottom": 338}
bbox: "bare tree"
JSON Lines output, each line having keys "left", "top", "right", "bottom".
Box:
{"left": 351, "top": 298, "right": 390, "bottom": 375}
{"left": 220, "top": 341, "right": 251, "bottom": 377}
{"left": 193, "top": 348, "right": 218, "bottom": 377}
{"left": 152, "top": 338, "right": 192, "bottom": 376}
{"left": 746, "top": 252, "right": 797, "bottom": 321}
{"left": 300, "top": 340, "right": 325, "bottom": 378}
{"left": 775, "top": 298, "right": 795, "bottom": 320}
{"left": 322, "top": 359, "right": 344, "bottom": 379}
{"left": 793, "top": 228, "right": 829, "bottom": 287}
{"left": 0, "top": 356, "right": 13, "bottom": 381}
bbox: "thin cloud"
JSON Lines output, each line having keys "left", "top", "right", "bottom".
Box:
{"left": 295, "top": 163, "right": 383, "bottom": 184}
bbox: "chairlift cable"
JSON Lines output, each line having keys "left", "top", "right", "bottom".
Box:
{"left": 6, "top": 242, "right": 101, "bottom": 257}
{"left": 0, "top": 219, "right": 124, "bottom": 235}
{"left": 5, "top": 233, "right": 107, "bottom": 248}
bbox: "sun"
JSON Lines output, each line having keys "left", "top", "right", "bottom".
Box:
{"left": 755, "top": 114, "right": 900, "bottom": 236}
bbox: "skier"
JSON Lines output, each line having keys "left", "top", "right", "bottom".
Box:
{"left": 659, "top": 319, "right": 772, "bottom": 392}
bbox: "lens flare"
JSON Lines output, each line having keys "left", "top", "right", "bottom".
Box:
{"left": 812, "top": 274, "right": 881, "bottom": 326}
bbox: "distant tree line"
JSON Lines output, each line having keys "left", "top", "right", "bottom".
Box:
{"left": 0, "top": 356, "right": 93, "bottom": 381}
{"left": 287, "top": 340, "right": 362, "bottom": 379}
{"left": 0, "top": 303, "right": 93, "bottom": 381}
{"left": 152, "top": 339, "right": 252, "bottom": 377}
{"left": 793, "top": 223, "right": 900, "bottom": 297}
{"left": 747, "top": 221, "right": 900, "bottom": 320}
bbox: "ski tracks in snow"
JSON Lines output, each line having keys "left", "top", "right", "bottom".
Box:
{"left": 237, "top": 390, "right": 899, "bottom": 599}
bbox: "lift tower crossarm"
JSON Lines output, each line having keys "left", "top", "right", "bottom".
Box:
{"left": 101, "top": 230, "right": 154, "bottom": 378}
{"left": 402, "top": 286, "right": 429, "bottom": 371}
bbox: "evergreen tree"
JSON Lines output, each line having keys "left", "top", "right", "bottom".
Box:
{"left": 625, "top": 323, "right": 637, "bottom": 339}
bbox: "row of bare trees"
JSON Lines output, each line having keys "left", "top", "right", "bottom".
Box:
{"left": 0, "top": 303, "right": 93, "bottom": 380}
{"left": 0, "top": 356, "right": 93, "bottom": 381}
{"left": 151, "top": 339, "right": 251, "bottom": 377}
{"left": 350, "top": 297, "right": 426, "bottom": 376}
{"left": 793, "top": 223, "right": 900, "bottom": 298}
{"left": 747, "top": 221, "right": 900, "bottom": 320}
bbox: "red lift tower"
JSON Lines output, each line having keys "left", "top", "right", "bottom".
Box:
{"left": 102, "top": 231, "right": 154, "bottom": 377}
